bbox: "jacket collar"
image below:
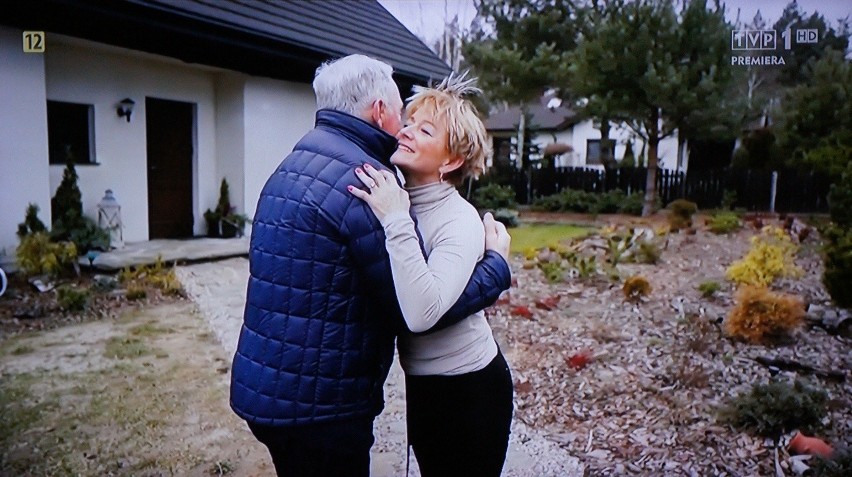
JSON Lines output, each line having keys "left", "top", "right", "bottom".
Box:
{"left": 315, "top": 109, "right": 398, "bottom": 167}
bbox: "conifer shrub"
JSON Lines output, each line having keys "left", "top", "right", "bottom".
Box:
{"left": 622, "top": 275, "right": 651, "bottom": 302}
{"left": 726, "top": 226, "right": 803, "bottom": 287}
{"left": 707, "top": 212, "right": 741, "bottom": 234}
{"left": 720, "top": 378, "right": 827, "bottom": 439}
{"left": 17, "top": 203, "right": 47, "bottom": 238}
{"left": 667, "top": 199, "right": 698, "bottom": 232}
{"left": 15, "top": 232, "right": 78, "bottom": 277}
{"left": 821, "top": 225, "right": 852, "bottom": 308}
{"left": 724, "top": 286, "right": 805, "bottom": 344}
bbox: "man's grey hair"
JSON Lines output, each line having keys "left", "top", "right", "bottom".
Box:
{"left": 313, "top": 55, "right": 399, "bottom": 117}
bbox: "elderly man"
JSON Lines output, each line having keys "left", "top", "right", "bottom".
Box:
{"left": 230, "top": 54, "right": 512, "bottom": 477}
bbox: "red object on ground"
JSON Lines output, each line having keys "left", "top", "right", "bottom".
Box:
{"left": 510, "top": 305, "right": 533, "bottom": 319}
{"left": 535, "top": 295, "right": 561, "bottom": 310}
{"left": 788, "top": 432, "right": 834, "bottom": 458}
{"left": 566, "top": 351, "right": 591, "bottom": 370}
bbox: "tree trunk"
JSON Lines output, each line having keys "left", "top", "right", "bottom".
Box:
{"left": 642, "top": 110, "right": 660, "bottom": 217}
{"left": 600, "top": 118, "right": 616, "bottom": 171}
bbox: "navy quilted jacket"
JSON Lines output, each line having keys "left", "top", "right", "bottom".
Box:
{"left": 230, "top": 110, "right": 511, "bottom": 426}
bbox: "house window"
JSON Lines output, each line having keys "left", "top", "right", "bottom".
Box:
{"left": 47, "top": 100, "right": 96, "bottom": 165}
{"left": 585, "top": 139, "right": 601, "bottom": 165}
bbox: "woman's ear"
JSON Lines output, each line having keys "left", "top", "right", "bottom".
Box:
{"left": 441, "top": 155, "right": 465, "bottom": 174}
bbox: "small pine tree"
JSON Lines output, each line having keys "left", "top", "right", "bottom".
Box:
{"left": 216, "top": 178, "right": 232, "bottom": 216}
{"left": 17, "top": 203, "right": 47, "bottom": 238}
{"left": 51, "top": 160, "right": 83, "bottom": 229}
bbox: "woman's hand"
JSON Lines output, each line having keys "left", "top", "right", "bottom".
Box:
{"left": 348, "top": 163, "right": 410, "bottom": 222}
{"left": 483, "top": 212, "right": 511, "bottom": 261}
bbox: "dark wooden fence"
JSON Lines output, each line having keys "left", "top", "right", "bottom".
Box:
{"left": 497, "top": 166, "right": 831, "bottom": 213}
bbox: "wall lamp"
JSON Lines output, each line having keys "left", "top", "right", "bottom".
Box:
{"left": 117, "top": 98, "right": 135, "bottom": 122}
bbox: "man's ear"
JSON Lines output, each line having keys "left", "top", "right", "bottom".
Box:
{"left": 441, "top": 154, "right": 465, "bottom": 174}
{"left": 371, "top": 99, "right": 385, "bottom": 129}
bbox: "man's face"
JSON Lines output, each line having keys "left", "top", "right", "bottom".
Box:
{"left": 379, "top": 93, "right": 404, "bottom": 137}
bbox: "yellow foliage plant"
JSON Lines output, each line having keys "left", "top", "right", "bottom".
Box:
{"left": 15, "top": 232, "right": 78, "bottom": 277}
{"left": 724, "top": 286, "right": 805, "bottom": 344}
{"left": 726, "top": 226, "right": 802, "bottom": 287}
{"left": 623, "top": 275, "right": 651, "bottom": 302}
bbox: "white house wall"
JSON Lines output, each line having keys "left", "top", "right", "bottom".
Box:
{"left": 0, "top": 26, "right": 53, "bottom": 256}
{"left": 243, "top": 77, "right": 315, "bottom": 220}
{"left": 547, "top": 120, "right": 681, "bottom": 170}
{"left": 44, "top": 37, "right": 219, "bottom": 242}
{"left": 214, "top": 73, "right": 247, "bottom": 222}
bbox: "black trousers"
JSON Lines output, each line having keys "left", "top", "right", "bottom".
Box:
{"left": 248, "top": 415, "right": 374, "bottom": 477}
{"left": 405, "top": 351, "right": 514, "bottom": 477}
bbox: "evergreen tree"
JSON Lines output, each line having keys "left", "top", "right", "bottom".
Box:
{"left": 777, "top": 50, "right": 852, "bottom": 176}
{"left": 51, "top": 160, "right": 83, "bottom": 228}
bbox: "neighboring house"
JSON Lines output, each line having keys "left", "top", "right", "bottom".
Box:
{"left": 0, "top": 0, "right": 450, "bottom": 255}
{"left": 485, "top": 93, "right": 685, "bottom": 171}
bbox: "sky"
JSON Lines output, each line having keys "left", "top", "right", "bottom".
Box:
{"left": 378, "top": 0, "right": 852, "bottom": 45}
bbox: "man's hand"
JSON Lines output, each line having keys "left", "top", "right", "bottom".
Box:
{"left": 483, "top": 212, "right": 510, "bottom": 261}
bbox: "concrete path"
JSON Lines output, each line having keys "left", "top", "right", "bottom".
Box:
{"left": 83, "top": 237, "right": 249, "bottom": 271}
{"left": 176, "top": 257, "right": 584, "bottom": 477}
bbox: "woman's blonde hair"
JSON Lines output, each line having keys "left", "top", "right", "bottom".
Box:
{"left": 406, "top": 73, "right": 491, "bottom": 186}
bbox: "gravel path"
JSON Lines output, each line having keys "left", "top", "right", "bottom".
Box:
{"left": 176, "top": 257, "right": 584, "bottom": 477}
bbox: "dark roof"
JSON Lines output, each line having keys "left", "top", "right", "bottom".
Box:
{"left": 486, "top": 103, "right": 580, "bottom": 132}
{"left": 1, "top": 0, "right": 450, "bottom": 89}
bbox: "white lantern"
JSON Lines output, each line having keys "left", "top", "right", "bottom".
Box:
{"left": 97, "top": 189, "right": 124, "bottom": 249}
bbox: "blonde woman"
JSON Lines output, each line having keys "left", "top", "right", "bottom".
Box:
{"left": 348, "top": 75, "right": 513, "bottom": 476}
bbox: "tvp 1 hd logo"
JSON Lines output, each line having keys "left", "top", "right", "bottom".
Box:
{"left": 730, "top": 28, "right": 819, "bottom": 66}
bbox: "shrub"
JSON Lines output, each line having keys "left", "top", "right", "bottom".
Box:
{"left": 537, "top": 260, "right": 565, "bottom": 283}
{"left": 828, "top": 162, "right": 852, "bottom": 228}
{"left": 697, "top": 280, "right": 721, "bottom": 299}
{"left": 594, "top": 189, "right": 626, "bottom": 214}
{"left": 707, "top": 212, "right": 741, "bottom": 234}
{"left": 634, "top": 241, "right": 661, "bottom": 264}
{"left": 15, "top": 232, "right": 78, "bottom": 277}
{"left": 811, "top": 447, "right": 852, "bottom": 477}
{"left": 118, "top": 257, "right": 184, "bottom": 297}
{"left": 724, "top": 286, "right": 805, "bottom": 343}
{"left": 493, "top": 208, "right": 519, "bottom": 228}
{"left": 623, "top": 275, "right": 651, "bottom": 302}
{"left": 56, "top": 285, "right": 90, "bottom": 312}
{"left": 566, "top": 253, "right": 597, "bottom": 279}
{"left": 471, "top": 183, "right": 517, "bottom": 210}
{"left": 17, "top": 203, "right": 47, "bottom": 238}
{"left": 726, "top": 226, "right": 803, "bottom": 287}
{"left": 822, "top": 224, "right": 852, "bottom": 308}
{"left": 126, "top": 284, "right": 147, "bottom": 300}
{"left": 720, "top": 379, "right": 827, "bottom": 438}
{"left": 618, "top": 193, "right": 646, "bottom": 216}
{"left": 667, "top": 199, "right": 698, "bottom": 231}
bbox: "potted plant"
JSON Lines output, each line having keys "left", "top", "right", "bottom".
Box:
{"left": 205, "top": 179, "right": 249, "bottom": 238}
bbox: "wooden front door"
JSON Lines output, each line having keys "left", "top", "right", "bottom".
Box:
{"left": 146, "top": 98, "right": 194, "bottom": 238}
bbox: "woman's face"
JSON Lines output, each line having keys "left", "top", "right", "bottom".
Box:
{"left": 391, "top": 105, "right": 450, "bottom": 186}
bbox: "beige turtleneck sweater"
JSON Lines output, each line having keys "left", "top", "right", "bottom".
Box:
{"left": 379, "top": 181, "right": 499, "bottom": 376}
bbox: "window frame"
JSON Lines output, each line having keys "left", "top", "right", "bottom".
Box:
{"left": 47, "top": 100, "right": 97, "bottom": 166}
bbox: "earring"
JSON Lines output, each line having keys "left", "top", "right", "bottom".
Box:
{"left": 439, "top": 171, "right": 444, "bottom": 182}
